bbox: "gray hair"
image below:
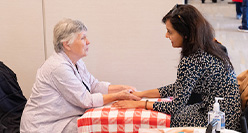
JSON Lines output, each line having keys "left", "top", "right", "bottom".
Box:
{"left": 53, "top": 18, "right": 87, "bottom": 53}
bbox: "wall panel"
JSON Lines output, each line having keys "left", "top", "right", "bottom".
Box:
{"left": 0, "top": 0, "right": 45, "bottom": 98}
{"left": 0, "top": 1, "right": 183, "bottom": 98}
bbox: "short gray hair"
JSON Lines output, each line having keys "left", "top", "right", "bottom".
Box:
{"left": 53, "top": 18, "right": 87, "bottom": 53}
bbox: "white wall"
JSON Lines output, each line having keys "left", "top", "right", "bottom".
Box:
{"left": 0, "top": 0, "right": 183, "bottom": 98}
{"left": 44, "top": 0, "right": 183, "bottom": 92}
{"left": 0, "top": 0, "right": 45, "bottom": 98}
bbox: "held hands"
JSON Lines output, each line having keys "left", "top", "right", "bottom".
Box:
{"left": 103, "top": 85, "right": 141, "bottom": 105}
{"left": 112, "top": 89, "right": 160, "bottom": 109}
{"left": 114, "top": 90, "right": 141, "bottom": 101}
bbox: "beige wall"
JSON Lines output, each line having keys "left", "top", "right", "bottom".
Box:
{"left": 1, "top": 0, "right": 183, "bottom": 98}
{"left": 0, "top": 0, "right": 45, "bottom": 98}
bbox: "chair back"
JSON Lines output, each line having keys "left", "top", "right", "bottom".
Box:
{"left": 241, "top": 106, "right": 248, "bottom": 133}
{"left": 237, "top": 70, "right": 248, "bottom": 110}
{"left": 238, "top": 70, "right": 248, "bottom": 133}
{"left": 0, "top": 62, "right": 27, "bottom": 133}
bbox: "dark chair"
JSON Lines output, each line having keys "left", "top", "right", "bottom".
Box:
{"left": 0, "top": 62, "right": 27, "bottom": 133}
{"left": 241, "top": 106, "right": 248, "bottom": 133}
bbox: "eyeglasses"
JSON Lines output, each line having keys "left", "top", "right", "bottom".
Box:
{"left": 169, "top": 4, "right": 188, "bottom": 26}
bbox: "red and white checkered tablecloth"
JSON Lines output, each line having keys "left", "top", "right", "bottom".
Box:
{"left": 77, "top": 98, "right": 172, "bottom": 133}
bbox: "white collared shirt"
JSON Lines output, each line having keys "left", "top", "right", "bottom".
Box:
{"left": 20, "top": 51, "right": 110, "bottom": 133}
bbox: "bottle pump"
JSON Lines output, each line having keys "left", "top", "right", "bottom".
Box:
{"left": 213, "top": 97, "right": 223, "bottom": 112}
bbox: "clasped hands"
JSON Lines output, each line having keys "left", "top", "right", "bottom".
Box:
{"left": 109, "top": 85, "right": 144, "bottom": 109}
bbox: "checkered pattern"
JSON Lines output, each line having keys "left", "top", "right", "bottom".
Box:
{"left": 77, "top": 98, "right": 172, "bottom": 133}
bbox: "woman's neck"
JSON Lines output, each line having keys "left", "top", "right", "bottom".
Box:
{"left": 64, "top": 51, "right": 79, "bottom": 65}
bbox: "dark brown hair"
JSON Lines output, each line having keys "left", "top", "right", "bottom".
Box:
{"left": 162, "top": 4, "right": 233, "bottom": 69}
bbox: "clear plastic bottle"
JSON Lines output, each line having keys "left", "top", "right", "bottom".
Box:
{"left": 208, "top": 97, "right": 225, "bottom": 133}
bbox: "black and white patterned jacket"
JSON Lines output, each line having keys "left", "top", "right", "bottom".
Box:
{"left": 153, "top": 50, "right": 241, "bottom": 131}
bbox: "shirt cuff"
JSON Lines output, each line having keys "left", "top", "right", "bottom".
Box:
{"left": 91, "top": 93, "right": 104, "bottom": 107}
{"left": 99, "top": 81, "right": 110, "bottom": 94}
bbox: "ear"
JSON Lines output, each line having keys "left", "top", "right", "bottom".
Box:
{"left": 62, "top": 41, "right": 71, "bottom": 51}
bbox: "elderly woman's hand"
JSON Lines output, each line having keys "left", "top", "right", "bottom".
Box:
{"left": 115, "top": 90, "right": 141, "bottom": 101}
{"left": 103, "top": 89, "right": 141, "bottom": 105}
{"left": 108, "top": 85, "right": 137, "bottom": 94}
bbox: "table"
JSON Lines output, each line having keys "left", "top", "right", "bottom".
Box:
{"left": 139, "top": 127, "right": 240, "bottom": 133}
{"left": 77, "top": 98, "right": 172, "bottom": 133}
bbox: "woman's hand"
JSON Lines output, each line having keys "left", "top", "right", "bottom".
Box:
{"left": 115, "top": 90, "right": 141, "bottom": 101}
{"left": 108, "top": 85, "right": 137, "bottom": 94}
{"left": 112, "top": 99, "right": 155, "bottom": 110}
{"left": 112, "top": 100, "right": 143, "bottom": 109}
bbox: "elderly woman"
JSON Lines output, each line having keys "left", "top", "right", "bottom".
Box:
{"left": 113, "top": 4, "right": 241, "bottom": 131}
{"left": 20, "top": 18, "right": 140, "bottom": 133}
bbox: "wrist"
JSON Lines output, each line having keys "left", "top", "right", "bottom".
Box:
{"left": 139, "top": 91, "right": 144, "bottom": 97}
{"left": 108, "top": 85, "right": 119, "bottom": 94}
{"left": 145, "top": 100, "right": 148, "bottom": 110}
{"left": 133, "top": 91, "right": 144, "bottom": 98}
{"left": 137, "top": 101, "right": 146, "bottom": 108}
{"left": 111, "top": 93, "right": 118, "bottom": 101}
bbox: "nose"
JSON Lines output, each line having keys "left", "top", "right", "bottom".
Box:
{"left": 165, "top": 32, "right": 169, "bottom": 38}
{"left": 86, "top": 38, "right": 90, "bottom": 45}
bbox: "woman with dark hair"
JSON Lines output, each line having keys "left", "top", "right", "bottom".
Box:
{"left": 113, "top": 4, "right": 241, "bottom": 131}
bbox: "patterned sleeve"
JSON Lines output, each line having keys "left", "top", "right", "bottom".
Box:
{"left": 158, "top": 83, "right": 177, "bottom": 98}
{"left": 153, "top": 55, "right": 203, "bottom": 115}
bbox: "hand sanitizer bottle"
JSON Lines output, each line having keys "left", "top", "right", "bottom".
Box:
{"left": 208, "top": 97, "right": 225, "bottom": 133}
